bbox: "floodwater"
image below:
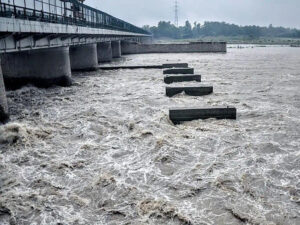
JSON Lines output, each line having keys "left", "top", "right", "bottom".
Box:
{"left": 0, "top": 45, "right": 300, "bottom": 225}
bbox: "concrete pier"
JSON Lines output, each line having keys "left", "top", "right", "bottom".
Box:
{"left": 169, "top": 107, "right": 237, "bottom": 124}
{"left": 166, "top": 86, "right": 213, "bottom": 97}
{"left": 1, "top": 46, "right": 72, "bottom": 89}
{"left": 120, "top": 41, "right": 227, "bottom": 54}
{"left": 97, "top": 42, "right": 113, "bottom": 63}
{"left": 0, "top": 62, "right": 9, "bottom": 123}
{"left": 111, "top": 41, "right": 122, "bottom": 58}
{"left": 70, "top": 43, "right": 98, "bottom": 71}
{"left": 164, "top": 75, "right": 201, "bottom": 84}
{"left": 163, "top": 68, "right": 194, "bottom": 75}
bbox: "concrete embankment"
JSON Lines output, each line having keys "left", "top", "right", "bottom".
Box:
{"left": 121, "top": 41, "right": 227, "bottom": 54}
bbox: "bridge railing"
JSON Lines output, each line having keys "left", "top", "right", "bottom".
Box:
{"left": 0, "top": 0, "right": 150, "bottom": 35}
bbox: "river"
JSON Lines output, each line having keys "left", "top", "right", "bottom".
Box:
{"left": 0, "top": 45, "right": 299, "bottom": 225}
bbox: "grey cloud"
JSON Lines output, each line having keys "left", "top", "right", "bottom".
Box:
{"left": 85, "top": 0, "right": 300, "bottom": 28}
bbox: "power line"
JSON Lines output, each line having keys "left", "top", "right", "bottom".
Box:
{"left": 174, "top": 0, "right": 179, "bottom": 27}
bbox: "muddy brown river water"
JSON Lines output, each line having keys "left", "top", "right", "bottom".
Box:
{"left": 0, "top": 45, "right": 300, "bottom": 225}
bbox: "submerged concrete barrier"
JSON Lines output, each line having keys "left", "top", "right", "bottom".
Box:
{"left": 111, "top": 40, "right": 122, "bottom": 58}
{"left": 166, "top": 86, "right": 213, "bottom": 97}
{"left": 99, "top": 63, "right": 189, "bottom": 70}
{"left": 70, "top": 43, "right": 98, "bottom": 71}
{"left": 97, "top": 42, "right": 113, "bottom": 63}
{"left": 121, "top": 41, "right": 227, "bottom": 54}
{"left": 164, "top": 75, "right": 201, "bottom": 84}
{"left": 163, "top": 68, "right": 194, "bottom": 75}
{"left": 1, "top": 46, "right": 72, "bottom": 89}
{"left": 0, "top": 62, "right": 9, "bottom": 123}
{"left": 169, "top": 107, "right": 237, "bottom": 124}
{"left": 99, "top": 65, "right": 163, "bottom": 70}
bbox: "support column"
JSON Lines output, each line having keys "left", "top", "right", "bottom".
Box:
{"left": 111, "top": 40, "right": 121, "bottom": 58}
{"left": 97, "top": 42, "right": 112, "bottom": 63}
{"left": 69, "top": 43, "right": 98, "bottom": 71}
{"left": 0, "top": 61, "right": 9, "bottom": 123}
{"left": 1, "top": 46, "right": 72, "bottom": 89}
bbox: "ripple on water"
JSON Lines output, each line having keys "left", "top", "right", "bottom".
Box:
{"left": 1, "top": 46, "right": 300, "bottom": 224}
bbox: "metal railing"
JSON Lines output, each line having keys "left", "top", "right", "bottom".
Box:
{"left": 0, "top": 0, "right": 150, "bottom": 35}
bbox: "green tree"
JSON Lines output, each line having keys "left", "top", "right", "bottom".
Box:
{"left": 143, "top": 20, "right": 300, "bottom": 39}
{"left": 182, "top": 21, "right": 193, "bottom": 38}
{"left": 192, "top": 22, "right": 201, "bottom": 37}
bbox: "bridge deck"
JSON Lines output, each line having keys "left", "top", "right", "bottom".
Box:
{"left": 0, "top": 0, "right": 150, "bottom": 52}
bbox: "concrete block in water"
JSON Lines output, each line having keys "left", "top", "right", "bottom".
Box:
{"left": 162, "top": 63, "right": 188, "bottom": 68}
{"left": 163, "top": 68, "right": 194, "bottom": 75}
{"left": 70, "top": 43, "right": 98, "bottom": 71}
{"left": 169, "top": 107, "right": 237, "bottom": 124}
{"left": 0, "top": 62, "right": 9, "bottom": 123}
{"left": 1, "top": 46, "right": 72, "bottom": 89}
{"left": 111, "top": 40, "right": 122, "bottom": 58}
{"left": 166, "top": 86, "right": 213, "bottom": 97}
{"left": 97, "top": 42, "right": 112, "bottom": 63}
{"left": 164, "top": 75, "right": 201, "bottom": 84}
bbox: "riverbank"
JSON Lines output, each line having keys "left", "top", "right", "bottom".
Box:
{"left": 154, "top": 36, "right": 300, "bottom": 45}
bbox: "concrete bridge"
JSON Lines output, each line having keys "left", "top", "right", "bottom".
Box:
{"left": 0, "top": 0, "right": 150, "bottom": 52}
{"left": 0, "top": 0, "right": 227, "bottom": 123}
{"left": 0, "top": 0, "right": 152, "bottom": 122}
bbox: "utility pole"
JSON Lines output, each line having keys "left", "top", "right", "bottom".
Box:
{"left": 174, "top": 0, "right": 179, "bottom": 27}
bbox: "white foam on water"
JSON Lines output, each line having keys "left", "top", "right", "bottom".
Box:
{"left": 0, "top": 46, "right": 300, "bottom": 225}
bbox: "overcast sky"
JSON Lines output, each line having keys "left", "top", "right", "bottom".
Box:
{"left": 85, "top": 0, "right": 300, "bottom": 29}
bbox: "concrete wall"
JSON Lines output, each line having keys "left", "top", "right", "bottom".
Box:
{"left": 121, "top": 41, "right": 227, "bottom": 54}
{"left": 97, "top": 42, "right": 112, "bottom": 63}
{"left": 70, "top": 43, "right": 98, "bottom": 71}
{"left": 121, "top": 41, "right": 138, "bottom": 55}
{"left": 1, "top": 46, "right": 72, "bottom": 89}
{"left": 0, "top": 61, "right": 9, "bottom": 123}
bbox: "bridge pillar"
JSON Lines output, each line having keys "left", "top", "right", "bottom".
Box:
{"left": 1, "top": 47, "right": 72, "bottom": 89}
{"left": 0, "top": 61, "right": 9, "bottom": 123}
{"left": 97, "top": 42, "right": 113, "bottom": 63}
{"left": 69, "top": 43, "right": 98, "bottom": 71}
{"left": 111, "top": 41, "right": 122, "bottom": 58}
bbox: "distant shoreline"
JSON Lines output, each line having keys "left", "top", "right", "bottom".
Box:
{"left": 153, "top": 37, "right": 300, "bottom": 45}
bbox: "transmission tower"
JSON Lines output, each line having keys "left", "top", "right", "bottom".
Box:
{"left": 174, "top": 0, "right": 179, "bottom": 27}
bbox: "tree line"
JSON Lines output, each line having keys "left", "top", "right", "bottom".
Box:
{"left": 143, "top": 21, "right": 300, "bottom": 39}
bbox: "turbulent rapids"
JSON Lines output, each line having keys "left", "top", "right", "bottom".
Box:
{"left": 0, "top": 46, "right": 300, "bottom": 225}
